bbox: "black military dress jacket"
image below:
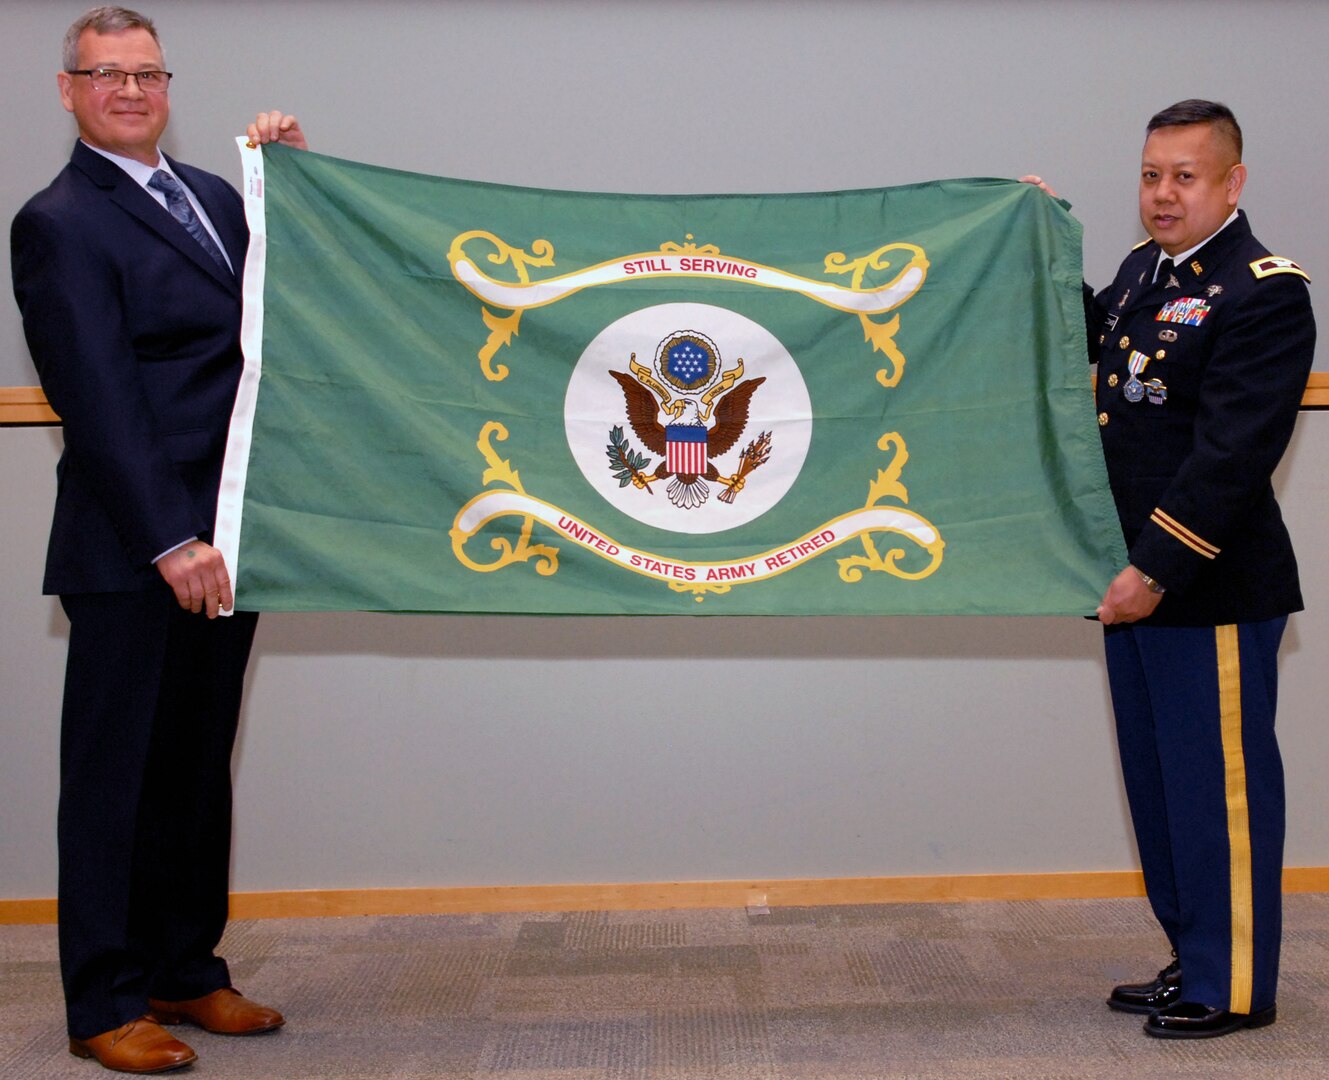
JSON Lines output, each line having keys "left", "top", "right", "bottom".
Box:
{"left": 1089, "top": 210, "right": 1315, "bottom": 627}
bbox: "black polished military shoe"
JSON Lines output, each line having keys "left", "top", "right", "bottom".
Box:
{"left": 1107, "top": 957, "right": 1182, "bottom": 1013}
{"left": 1145, "top": 1000, "right": 1277, "bottom": 1039}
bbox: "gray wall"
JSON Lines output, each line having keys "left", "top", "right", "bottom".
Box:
{"left": 3, "top": 0, "right": 1328, "bottom": 384}
{"left": 3, "top": 0, "right": 1327, "bottom": 899}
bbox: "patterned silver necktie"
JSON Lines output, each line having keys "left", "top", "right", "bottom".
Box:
{"left": 147, "top": 169, "right": 230, "bottom": 273}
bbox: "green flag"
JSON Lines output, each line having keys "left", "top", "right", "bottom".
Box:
{"left": 216, "top": 142, "right": 1126, "bottom": 615}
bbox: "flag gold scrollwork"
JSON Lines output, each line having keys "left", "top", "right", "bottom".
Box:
{"left": 667, "top": 579, "right": 733, "bottom": 601}
{"left": 449, "top": 232, "right": 928, "bottom": 383}
{"left": 823, "top": 244, "right": 930, "bottom": 388}
{"left": 837, "top": 432, "right": 945, "bottom": 583}
{"left": 446, "top": 231, "right": 556, "bottom": 382}
{"left": 449, "top": 422, "right": 560, "bottom": 575}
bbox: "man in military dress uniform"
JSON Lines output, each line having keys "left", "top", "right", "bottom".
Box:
{"left": 1089, "top": 100, "right": 1315, "bottom": 1038}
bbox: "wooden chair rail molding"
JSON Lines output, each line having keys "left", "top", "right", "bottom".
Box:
{"left": 3, "top": 868, "right": 1329, "bottom": 924}
{"left": 6, "top": 377, "right": 1329, "bottom": 425}
{"left": 1, "top": 386, "right": 60, "bottom": 424}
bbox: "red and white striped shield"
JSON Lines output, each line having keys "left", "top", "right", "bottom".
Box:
{"left": 666, "top": 424, "right": 708, "bottom": 474}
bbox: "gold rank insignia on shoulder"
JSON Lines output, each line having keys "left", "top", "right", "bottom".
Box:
{"left": 1251, "top": 256, "right": 1311, "bottom": 282}
{"left": 1131, "top": 238, "right": 1152, "bottom": 251}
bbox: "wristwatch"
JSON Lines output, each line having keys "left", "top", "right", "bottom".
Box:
{"left": 1133, "top": 567, "right": 1166, "bottom": 595}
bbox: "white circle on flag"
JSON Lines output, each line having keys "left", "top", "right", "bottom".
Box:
{"left": 565, "top": 303, "right": 812, "bottom": 534}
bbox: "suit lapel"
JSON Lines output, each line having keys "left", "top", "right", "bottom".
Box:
{"left": 170, "top": 155, "right": 248, "bottom": 281}
{"left": 1117, "top": 250, "right": 1159, "bottom": 316}
{"left": 1125, "top": 213, "right": 1250, "bottom": 314}
{"left": 71, "top": 142, "right": 240, "bottom": 295}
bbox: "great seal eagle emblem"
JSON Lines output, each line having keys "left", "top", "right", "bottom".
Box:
{"left": 605, "top": 329, "right": 771, "bottom": 509}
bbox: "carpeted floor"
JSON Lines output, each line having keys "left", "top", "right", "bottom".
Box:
{"left": 3, "top": 894, "right": 1328, "bottom": 1078}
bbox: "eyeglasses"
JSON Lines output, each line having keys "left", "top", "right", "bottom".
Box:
{"left": 67, "top": 68, "right": 173, "bottom": 93}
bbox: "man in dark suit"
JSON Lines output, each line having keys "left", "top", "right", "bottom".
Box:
{"left": 1086, "top": 101, "right": 1315, "bottom": 1038}
{"left": 11, "top": 6, "right": 306, "bottom": 1072}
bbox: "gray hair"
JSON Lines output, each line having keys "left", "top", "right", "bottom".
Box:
{"left": 63, "top": 6, "right": 161, "bottom": 71}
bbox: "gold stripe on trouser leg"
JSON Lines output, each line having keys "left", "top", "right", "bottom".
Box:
{"left": 1216, "top": 623, "right": 1254, "bottom": 1014}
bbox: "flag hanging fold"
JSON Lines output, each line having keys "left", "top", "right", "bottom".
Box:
{"left": 215, "top": 142, "right": 1126, "bottom": 615}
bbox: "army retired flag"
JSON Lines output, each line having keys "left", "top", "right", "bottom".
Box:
{"left": 215, "top": 142, "right": 1126, "bottom": 615}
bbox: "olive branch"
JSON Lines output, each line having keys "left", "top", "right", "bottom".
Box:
{"left": 606, "top": 426, "right": 654, "bottom": 492}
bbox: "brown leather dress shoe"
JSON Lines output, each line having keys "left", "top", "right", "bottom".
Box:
{"left": 148, "top": 988, "right": 284, "bottom": 1035}
{"left": 69, "top": 1017, "right": 197, "bottom": 1073}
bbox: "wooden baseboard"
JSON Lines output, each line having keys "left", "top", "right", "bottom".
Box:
{"left": 225, "top": 871, "right": 1148, "bottom": 920}
{"left": 0, "top": 898, "right": 59, "bottom": 924}
{"left": 5, "top": 375, "right": 1329, "bottom": 425}
{"left": 4, "top": 867, "right": 1328, "bottom": 924}
{"left": 1303, "top": 371, "right": 1329, "bottom": 406}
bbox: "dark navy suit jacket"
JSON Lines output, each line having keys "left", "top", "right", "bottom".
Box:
{"left": 11, "top": 140, "right": 248, "bottom": 595}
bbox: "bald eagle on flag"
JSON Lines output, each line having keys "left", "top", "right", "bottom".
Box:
{"left": 608, "top": 366, "right": 766, "bottom": 509}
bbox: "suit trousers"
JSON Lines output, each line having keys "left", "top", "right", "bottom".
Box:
{"left": 1104, "top": 616, "right": 1287, "bottom": 1015}
{"left": 57, "top": 590, "right": 258, "bottom": 1039}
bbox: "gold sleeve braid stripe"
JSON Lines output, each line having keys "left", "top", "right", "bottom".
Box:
{"left": 1151, "top": 508, "right": 1220, "bottom": 559}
